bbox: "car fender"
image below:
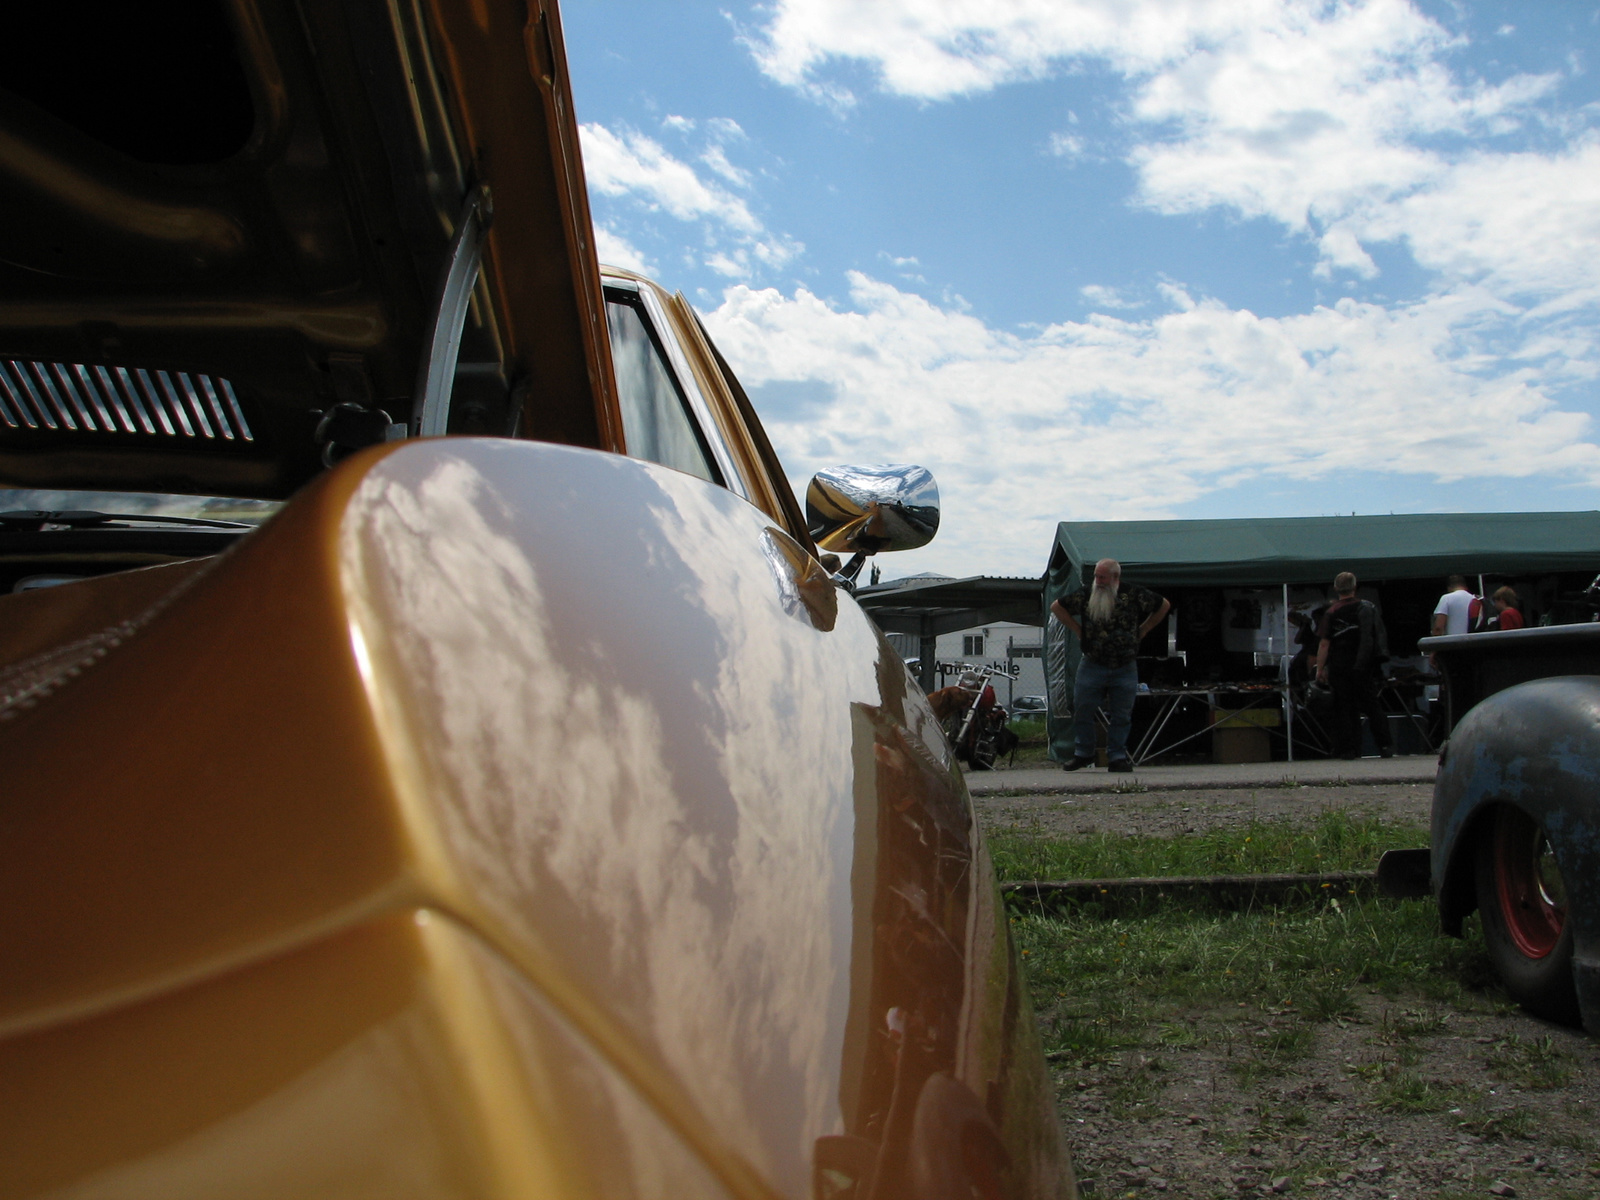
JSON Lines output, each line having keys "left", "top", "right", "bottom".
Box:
{"left": 0, "top": 437, "right": 1070, "bottom": 1198}
{"left": 1433, "top": 675, "right": 1600, "bottom": 1027}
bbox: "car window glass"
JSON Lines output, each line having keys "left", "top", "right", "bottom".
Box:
{"left": 605, "top": 294, "right": 721, "bottom": 485}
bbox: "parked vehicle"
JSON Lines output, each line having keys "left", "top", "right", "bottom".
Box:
{"left": 946, "top": 666, "right": 1022, "bottom": 771}
{"left": 0, "top": 2, "right": 1071, "bottom": 1197}
{"left": 1012, "top": 695, "right": 1048, "bottom": 718}
{"left": 1399, "top": 623, "right": 1600, "bottom": 1030}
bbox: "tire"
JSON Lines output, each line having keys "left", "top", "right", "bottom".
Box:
{"left": 1475, "top": 805, "right": 1582, "bottom": 1025}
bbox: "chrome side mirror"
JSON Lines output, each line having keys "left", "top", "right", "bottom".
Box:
{"left": 806, "top": 464, "right": 940, "bottom": 556}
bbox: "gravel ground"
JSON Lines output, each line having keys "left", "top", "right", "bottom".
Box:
{"left": 976, "top": 782, "right": 1436, "bottom": 843}
{"left": 979, "top": 785, "right": 1600, "bottom": 1200}
{"left": 1051, "top": 999, "right": 1600, "bottom": 1200}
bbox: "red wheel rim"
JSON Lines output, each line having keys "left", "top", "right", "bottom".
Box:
{"left": 1494, "top": 808, "right": 1567, "bottom": 959}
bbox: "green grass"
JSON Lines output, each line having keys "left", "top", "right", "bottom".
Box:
{"left": 1454, "top": 1103, "right": 1538, "bottom": 1141}
{"left": 1008, "top": 716, "right": 1047, "bottom": 740}
{"left": 1009, "top": 808, "right": 1516, "bottom": 1142}
{"left": 1485, "top": 1034, "right": 1574, "bottom": 1090}
{"left": 1360, "top": 1063, "right": 1469, "bottom": 1112}
{"left": 1004, "top": 716, "right": 1052, "bottom": 765}
{"left": 1009, "top": 807, "right": 1501, "bottom": 1063}
{"left": 992, "top": 807, "right": 1422, "bottom": 882}
{"left": 1019, "top": 896, "right": 1492, "bottom": 1059}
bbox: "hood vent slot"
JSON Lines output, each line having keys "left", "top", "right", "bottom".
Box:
{"left": 0, "top": 361, "right": 253, "bottom": 443}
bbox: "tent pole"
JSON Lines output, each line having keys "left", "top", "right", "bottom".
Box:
{"left": 1284, "top": 582, "right": 1294, "bottom": 762}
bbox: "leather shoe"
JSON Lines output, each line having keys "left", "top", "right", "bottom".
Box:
{"left": 1107, "top": 758, "right": 1133, "bottom": 773}
{"left": 1061, "top": 755, "right": 1095, "bottom": 771}
{"left": 1379, "top": 746, "right": 1394, "bottom": 758}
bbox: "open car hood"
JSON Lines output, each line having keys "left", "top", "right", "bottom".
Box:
{"left": 0, "top": 0, "right": 618, "bottom": 499}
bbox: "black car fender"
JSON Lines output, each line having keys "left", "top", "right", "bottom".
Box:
{"left": 1433, "top": 676, "right": 1600, "bottom": 1027}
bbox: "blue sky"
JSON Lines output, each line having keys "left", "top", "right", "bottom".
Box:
{"left": 563, "top": 0, "right": 1600, "bottom": 578}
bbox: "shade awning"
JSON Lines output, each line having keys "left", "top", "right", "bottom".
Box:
{"left": 854, "top": 575, "right": 1044, "bottom": 638}
{"left": 1051, "top": 511, "right": 1600, "bottom": 591}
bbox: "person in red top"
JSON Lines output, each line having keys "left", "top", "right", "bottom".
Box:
{"left": 1490, "top": 585, "right": 1525, "bottom": 631}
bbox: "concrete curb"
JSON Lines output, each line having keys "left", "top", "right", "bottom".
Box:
{"left": 974, "top": 774, "right": 1435, "bottom": 797}
{"left": 1002, "top": 870, "right": 1376, "bottom": 908}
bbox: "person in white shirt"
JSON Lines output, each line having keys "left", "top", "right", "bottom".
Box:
{"left": 1432, "top": 575, "right": 1476, "bottom": 636}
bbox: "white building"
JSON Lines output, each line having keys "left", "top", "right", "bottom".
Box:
{"left": 884, "top": 620, "right": 1045, "bottom": 706}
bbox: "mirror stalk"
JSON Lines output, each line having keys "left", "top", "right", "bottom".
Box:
{"left": 831, "top": 552, "right": 868, "bottom": 594}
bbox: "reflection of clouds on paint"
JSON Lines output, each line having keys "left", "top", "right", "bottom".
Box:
{"left": 635, "top": 471, "right": 878, "bottom": 1172}
{"left": 39, "top": 928, "right": 495, "bottom": 1199}
{"left": 463, "top": 916, "right": 741, "bottom": 1200}
{"left": 340, "top": 440, "right": 886, "bottom": 1194}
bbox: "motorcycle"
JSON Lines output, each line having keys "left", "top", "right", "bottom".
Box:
{"left": 946, "top": 664, "right": 1021, "bottom": 771}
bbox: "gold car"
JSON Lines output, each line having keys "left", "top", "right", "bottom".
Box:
{"left": 0, "top": 2, "right": 1072, "bottom": 1197}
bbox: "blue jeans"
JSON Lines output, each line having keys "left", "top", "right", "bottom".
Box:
{"left": 1072, "top": 659, "right": 1139, "bottom": 763}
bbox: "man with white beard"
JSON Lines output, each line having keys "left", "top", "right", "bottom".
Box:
{"left": 1049, "top": 558, "right": 1171, "bottom": 773}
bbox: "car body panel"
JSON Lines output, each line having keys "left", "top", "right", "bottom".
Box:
{"left": 0, "top": 437, "right": 1070, "bottom": 1197}
{"left": 0, "top": 0, "right": 1068, "bottom": 1192}
{"left": 2, "top": 908, "right": 737, "bottom": 1199}
{"left": 1429, "top": 676, "right": 1600, "bottom": 1032}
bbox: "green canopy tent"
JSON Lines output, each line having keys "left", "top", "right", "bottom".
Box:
{"left": 1043, "top": 511, "right": 1600, "bottom": 761}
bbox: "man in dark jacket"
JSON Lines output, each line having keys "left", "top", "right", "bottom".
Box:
{"left": 1314, "top": 572, "right": 1392, "bottom": 760}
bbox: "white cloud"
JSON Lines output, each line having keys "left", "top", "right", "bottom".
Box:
{"left": 743, "top": 0, "right": 1252, "bottom": 103}
{"left": 580, "top": 122, "right": 803, "bottom": 279}
{"left": 706, "top": 117, "right": 749, "bottom": 142}
{"left": 701, "top": 144, "right": 752, "bottom": 187}
{"left": 1080, "top": 284, "right": 1139, "bottom": 310}
{"left": 706, "top": 273, "right": 1600, "bottom": 575}
{"left": 1157, "top": 282, "right": 1196, "bottom": 311}
{"left": 582, "top": 123, "right": 761, "bottom": 232}
{"left": 746, "top": 2, "right": 1594, "bottom": 320}
{"left": 1378, "top": 140, "right": 1600, "bottom": 301}
{"left": 1047, "top": 131, "right": 1086, "bottom": 159}
{"left": 1126, "top": 5, "right": 1559, "bottom": 238}
{"left": 1314, "top": 227, "right": 1379, "bottom": 280}
{"left": 712, "top": 1, "right": 1600, "bottom": 570}
{"left": 594, "top": 224, "right": 654, "bottom": 275}
{"left": 742, "top": 1, "right": 1580, "bottom": 296}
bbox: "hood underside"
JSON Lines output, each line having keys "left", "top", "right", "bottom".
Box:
{"left": 0, "top": 0, "right": 618, "bottom": 499}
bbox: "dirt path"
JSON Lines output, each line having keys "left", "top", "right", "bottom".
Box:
{"left": 1051, "top": 997, "right": 1600, "bottom": 1199}
{"left": 981, "top": 785, "right": 1600, "bottom": 1199}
